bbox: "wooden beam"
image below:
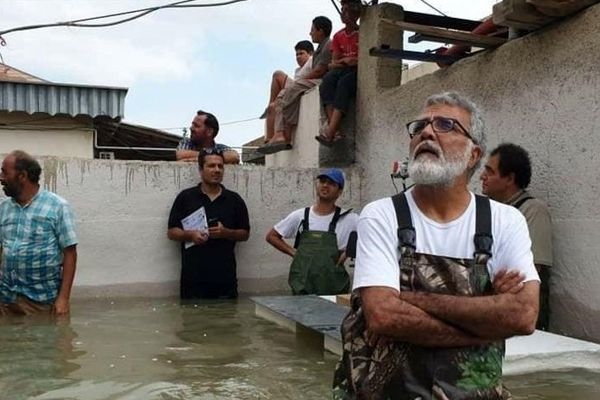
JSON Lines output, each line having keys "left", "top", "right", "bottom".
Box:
{"left": 369, "top": 46, "right": 465, "bottom": 64}
{"left": 408, "top": 33, "right": 485, "bottom": 47}
{"left": 526, "top": 0, "right": 600, "bottom": 17}
{"left": 493, "top": 0, "right": 556, "bottom": 30}
{"left": 381, "top": 18, "right": 506, "bottom": 48}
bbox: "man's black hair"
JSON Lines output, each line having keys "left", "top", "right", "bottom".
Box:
{"left": 11, "top": 150, "right": 42, "bottom": 184}
{"left": 196, "top": 110, "right": 220, "bottom": 138}
{"left": 312, "top": 16, "right": 332, "bottom": 37}
{"left": 198, "top": 147, "right": 225, "bottom": 169}
{"left": 490, "top": 143, "right": 532, "bottom": 189}
{"left": 341, "top": 0, "right": 363, "bottom": 12}
{"left": 294, "top": 40, "right": 314, "bottom": 54}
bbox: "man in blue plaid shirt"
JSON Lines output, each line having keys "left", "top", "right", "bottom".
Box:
{"left": 0, "top": 150, "right": 78, "bottom": 316}
{"left": 175, "top": 110, "right": 240, "bottom": 164}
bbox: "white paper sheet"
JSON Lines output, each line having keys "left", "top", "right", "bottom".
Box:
{"left": 181, "top": 206, "right": 208, "bottom": 249}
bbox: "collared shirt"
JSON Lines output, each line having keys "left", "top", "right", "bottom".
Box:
{"left": 507, "top": 189, "right": 553, "bottom": 267}
{"left": 176, "top": 138, "right": 231, "bottom": 152}
{"left": 0, "top": 190, "right": 78, "bottom": 303}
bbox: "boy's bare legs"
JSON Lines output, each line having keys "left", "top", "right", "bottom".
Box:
{"left": 265, "top": 101, "right": 277, "bottom": 142}
{"left": 323, "top": 109, "right": 344, "bottom": 141}
{"left": 264, "top": 71, "right": 289, "bottom": 142}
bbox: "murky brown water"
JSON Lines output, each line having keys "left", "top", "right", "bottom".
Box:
{"left": 0, "top": 298, "right": 598, "bottom": 399}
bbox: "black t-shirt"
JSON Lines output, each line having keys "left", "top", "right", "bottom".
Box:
{"left": 168, "top": 184, "right": 250, "bottom": 287}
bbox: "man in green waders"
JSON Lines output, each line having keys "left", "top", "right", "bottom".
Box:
{"left": 266, "top": 169, "right": 358, "bottom": 295}
{"left": 333, "top": 92, "right": 540, "bottom": 399}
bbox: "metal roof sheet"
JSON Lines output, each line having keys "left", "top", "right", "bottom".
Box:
{"left": 0, "top": 80, "right": 128, "bottom": 119}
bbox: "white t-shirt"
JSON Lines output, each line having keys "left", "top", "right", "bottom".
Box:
{"left": 353, "top": 190, "right": 539, "bottom": 291}
{"left": 293, "top": 56, "right": 313, "bottom": 80}
{"left": 274, "top": 206, "right": 358, "bottom": 250}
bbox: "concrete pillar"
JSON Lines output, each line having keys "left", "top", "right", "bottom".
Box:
{"left": 320, "top": 3, "right": 405, "bottom": 168}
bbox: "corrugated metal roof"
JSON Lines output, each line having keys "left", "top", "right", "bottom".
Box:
{"left": 0, "top": 80, "right": 128, "bottom": 119}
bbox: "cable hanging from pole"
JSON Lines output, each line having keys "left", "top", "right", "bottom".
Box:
{"left": 417, "top": 0, "right": 447, "bottom": 17}
{"left": 0, "top": 0, "right": 247, "bottom": 37}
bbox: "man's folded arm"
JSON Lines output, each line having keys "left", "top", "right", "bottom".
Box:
{"left": 399, "top": 281, "right": 539, "bottom": 339}
{"left": 361, "top": 286, "right": 490, "bottom": 348}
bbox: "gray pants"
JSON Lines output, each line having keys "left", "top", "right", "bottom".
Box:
{"left": 275, "top": 78, "right": 319, "bottom": 132}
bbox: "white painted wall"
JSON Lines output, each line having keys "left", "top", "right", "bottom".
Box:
{"left": 0, "top": 112, "right": 93, "bottom": 158}
{"left": 0, "top": 158, "right": 361, "bottom": 297}
{"left": 0, "top": 128, "right": 94, "bottom": 158}
{"left": 356, "top": 4, "right": 600, "bottom": 341}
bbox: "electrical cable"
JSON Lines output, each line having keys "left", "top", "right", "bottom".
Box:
{"left": 0, "top": 0, "right": 247, "bottom": 36}
{"left": 329, "top": 0, "right": 341, "bottom": 15}
{"left": 158, "top": 116, "right": 259, "bottom": 132}
{"left": 416, "top": 0, "right": 447, "bottom": 17}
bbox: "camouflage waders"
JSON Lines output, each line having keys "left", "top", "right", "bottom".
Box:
{"left": 333, "top": 194, "right": 511, "bottom": 400}
{"left": 288, "top": 207, "right": 351, "bottom": 295}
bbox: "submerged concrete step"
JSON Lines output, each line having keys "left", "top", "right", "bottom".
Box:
{"left": 251, "top": 295, "right": 600, "bottom": 375}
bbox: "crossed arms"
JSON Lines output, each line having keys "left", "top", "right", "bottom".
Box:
{"left": 176, "top": 149, "right": 240, "bottom": 164}
{"left": 361, "top": 277, "right": 539, "bottom": 348}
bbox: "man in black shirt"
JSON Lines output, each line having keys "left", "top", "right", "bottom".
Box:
{"left": 167, "top": 148, "right": 250, "bottom": 299}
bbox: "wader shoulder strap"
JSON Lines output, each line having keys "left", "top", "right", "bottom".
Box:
{"left": 328, "top": 207, "right": 342, "bottom": 233}
{"left": 391, "top": 193, "right": 416, "bottom": 253}
{"left": 293, "top": 207, "right": 311, "bottom": 249}
{"left": 474, "top": 195, "right": 493, "bottom": 259}
{"left": 513, "top": 196, "right": 534, "bottom": 210}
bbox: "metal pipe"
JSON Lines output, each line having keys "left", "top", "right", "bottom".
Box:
{"left": 93, "top": 129, "right": 259, "bottom": 151}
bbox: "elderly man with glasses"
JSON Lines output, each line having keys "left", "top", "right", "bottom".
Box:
{"left": 333, "top": 92, "right": 540, "bottom": 399}
{"left": 167, "top": 148, "right": 250, "bottom": 299}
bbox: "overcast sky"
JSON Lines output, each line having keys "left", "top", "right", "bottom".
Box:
{"left": 0, "top": 0, "right": 499, "bottom": 148}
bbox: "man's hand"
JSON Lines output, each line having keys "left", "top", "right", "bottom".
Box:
{"left": 53, "top": 296, "right": 70, "bottom": 316}
{"left": 189, "top": 230, "right": 209, "bottom": 245}
{"left": 341, "top": 56, "right": 358, "bottom": 67}
{"left": 493, "top": 269, "right": 525, "bottom": 294}
{"left": 336, "top": 252, "right": 347, "bottom": 266}
{"left": 208, "top": 222, "right": 228, "bottom": 239}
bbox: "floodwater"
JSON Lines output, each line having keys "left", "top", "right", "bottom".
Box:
{"left": 0, "top": 298, "right": 598, "bottom": 400}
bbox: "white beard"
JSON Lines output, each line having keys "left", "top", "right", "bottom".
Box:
{"left": 408, "top": 140, "right": 472, "bottom": 186}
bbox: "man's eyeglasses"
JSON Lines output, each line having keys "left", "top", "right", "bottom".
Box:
{"left": 406, "top": 117, "right": 473, "bottom": 142}
{"left": 201, "top": 147, "right": 224, "bottom": 156}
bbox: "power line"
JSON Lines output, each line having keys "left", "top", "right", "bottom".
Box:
{"left": 0, "top": 0, "right": 247, "bottom": 37}
{"left": 158, "top": 116, "right": 260, "bottom": 132}
{"left": 416, "top": 0, "right": 447, "bottom": 17}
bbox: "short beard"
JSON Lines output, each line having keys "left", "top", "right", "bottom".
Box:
{"left": 408, "top": 140, "right": 473, "bottom": 187}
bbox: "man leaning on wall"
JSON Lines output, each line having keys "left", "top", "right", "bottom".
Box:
{"left": 167, "top": 148, "right": 250, "bottom": 299}
{"left": 176, "top": 110, "right": 240, "bottom": 164}
{"left": 481, "top": 142, "right": 553, "bottom": 330}
{"left": 0, "top": 150, "right": 78, "bottom": 316}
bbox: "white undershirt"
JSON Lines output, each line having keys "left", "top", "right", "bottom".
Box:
{"left": 274, "top": 206, "right": 358, "bottom": 250}
{"left": 353, "top": 190, "right": 539, "bottom": 291}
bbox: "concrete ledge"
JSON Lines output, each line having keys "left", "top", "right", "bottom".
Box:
{"left": 252, "top": 295, "right": 600, "bottom": 376}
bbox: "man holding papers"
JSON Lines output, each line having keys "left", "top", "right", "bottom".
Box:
{"left": 167, "top": 148, "right": 250, "bottom": 299}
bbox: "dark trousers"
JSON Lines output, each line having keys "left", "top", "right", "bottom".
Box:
{"left": 319, "top": 67, "right": 357, "bottom": 114}
{"left": 180, "top": 282, "right": 238, "bottom": 300}
{"left": 537, "top": 264, "right": 550, "bottom": 330}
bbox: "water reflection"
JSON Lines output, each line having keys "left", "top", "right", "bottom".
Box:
{"left": 0, "top": 298, "right": 598, "bottom": 399}
{"left": 0, "top": 315, "right": 83, "bottom": 397}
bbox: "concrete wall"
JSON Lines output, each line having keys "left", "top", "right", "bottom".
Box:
{"left": 266, "top": 87, "right": 320, "bottom": 168}
{"left": 0, "top": 112, "right": 94, "bottom": 158}
{"left": 0, "top": 157, "right": 361, "bottom": 297}
{"left": 356, "top": 3, "right": 600, "bottom": 341}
